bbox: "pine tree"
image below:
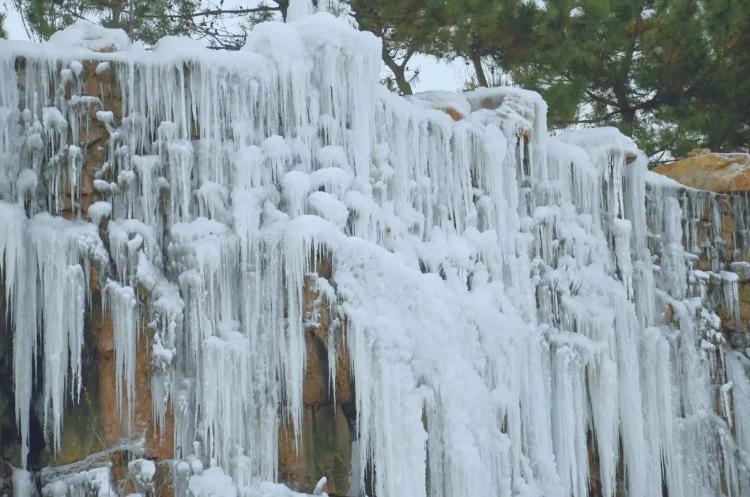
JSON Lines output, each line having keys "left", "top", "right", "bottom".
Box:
{"left": 348, "top": 0, "right": 538, "bottom": 94}
{"left": 0, "top": 12, "right": 6, "bottom": 38}
{"left": 428, "top": 0, "right": 539, "bottom": 88}
{"left": 507, "top": 0, "right": 749, "bottom": 159}
{"left": 13, "top": 0, "right": 200, "bottom": 43}
{"left": 12, "top": 0, "right": 291, "bottom": 47}
{"left": 348, "top": 0, "right": 452, "bottom": 95}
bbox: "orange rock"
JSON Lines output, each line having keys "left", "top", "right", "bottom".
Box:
{"left": 278, "top": 258, "right": 354, "bottom": 496}
{"left": 442, "top": 107, "right": 463, "bottom": 121}
{"left": 652, "top": 149, "right": 750, "bottom": 192}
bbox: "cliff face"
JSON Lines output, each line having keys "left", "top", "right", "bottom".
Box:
{"left": 1, "top": 14, "right": 750, "bottom": 497}
{"left": 651, "top": 151, "right": 750, "bottom": 343}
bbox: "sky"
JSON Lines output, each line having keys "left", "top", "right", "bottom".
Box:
{"left": 3, "top": 1, "right": 26, "bottom": 40}
{"left": 0, "top": 1, "right": 465, "bottom": 93}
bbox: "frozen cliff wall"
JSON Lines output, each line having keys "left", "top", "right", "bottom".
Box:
{"left": 1, "top": 9, "right": 750, "bottom": 497}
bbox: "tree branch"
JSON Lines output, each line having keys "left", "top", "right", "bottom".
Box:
{"left": 471, "top": 55, "right": 488, "bottom": 87}
{"left": 165, "top": 7, "right": 280, "bottom": 19}
{"left": 382, "top": 46, "right": 413, "bottom": 95}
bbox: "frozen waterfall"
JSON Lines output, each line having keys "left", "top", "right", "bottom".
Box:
{"left": 0, "top": 11, "right": 749, "bottom": 497}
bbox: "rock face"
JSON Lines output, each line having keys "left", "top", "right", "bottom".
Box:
{"left": 3, "top": 15, "right": 750, "bottom": 497}
{"left": 651, "top": 152, "right": 750, "bottom": 340}
{"left": 653, "top": 148, "right": 750, "bottom": 192}
{"left": 278, "top": 257, "right": 356, "bottom": 496}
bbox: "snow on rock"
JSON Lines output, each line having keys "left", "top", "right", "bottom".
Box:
{"left": 188, "top": 467, "right": 238, "bottom": 497}
{"left": 308, "top": 191, "right": 349, "bottom": 228}
{"left": 12, "top": 469, "right": 33, "bottom": 497}
{"left": 15, "top": 169, "right": 37, "bottom": 205}
{"left": 186, "top": 465, "right": 329, "bottom": 497}
{"left": 410, "top": 91, "right": 472, "bottom": 120}
{"left": 282, "top": 170, "right": 312, "bottom": 217}
{"left": 48, "top": 20, "right": 130, "bottom": 52}
{"left": 1, "top": 10, "right": 750, "bottom": 497}
{"left": 88, "top": 201, "right": 112, "bottom": 227}
{"left": 128, "top": 459, "right": 156, "bottom": 493}
{"left": 40, "top": 466, "right": 117, "bottom": 497}
{"left": 309, "top": 167, "right": 353, "bottom": 198}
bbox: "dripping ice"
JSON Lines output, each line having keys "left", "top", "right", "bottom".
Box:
{"left": 0, "top": 5, "right": 749, "bottom": 497}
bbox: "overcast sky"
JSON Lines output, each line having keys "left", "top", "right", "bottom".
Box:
{"left": 1, "top": 1, "right": 465, "bottom": 93}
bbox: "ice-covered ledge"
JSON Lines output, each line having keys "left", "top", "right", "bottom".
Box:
{"left": 2, "top": 9, "right": 750, "bottom": 497}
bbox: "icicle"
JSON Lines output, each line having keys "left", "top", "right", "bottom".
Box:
{"left": 106, "top": 280, "right": 139, "bottom": 423}
{"left": 287, "top": 0, "right": 315, "bottom": 22}
{"left": 0, "top": 202, "right": 103, "bottom": 462}
{"left": 720, "top": 270, "right": 741, "bottom": 330}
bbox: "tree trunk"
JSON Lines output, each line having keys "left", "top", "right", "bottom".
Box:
{"left": 471, "top": 51, "right": 489, "bottom": 88}
{"left": 111, "top": 0, "right": 122, "bottom": 26}
{"left": 278, "top": 0, "right": 289, "bottom": 22}
{"left": 382, "top": 50, "right": 413, "bottom": 95}
{"left": 392, "top": 66, "right": 413, "bottom": 95}
{"left": 619, "top": 104, "right": 636, "bottom": 137}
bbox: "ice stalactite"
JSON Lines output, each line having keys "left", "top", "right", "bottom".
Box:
{"left": 0, "top": 203, "right": 35, "bottom": 468}
{"left": 137, "top": 252, "right": 183, "bottom": 434}
{"left": 0, "top": 203, "right": 105, "bottom": 465}
{"left": 105, "top": 280, "right": 139, "bottom": 423}
{"left": 287, "top": 0, "right": 315, "bottom": 21}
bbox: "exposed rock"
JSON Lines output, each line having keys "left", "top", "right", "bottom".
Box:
{"left": 652, "top": 153, "right": 750, "bottom": 338}
{"left": 278, "top": 258, "right": 354, "bottom": 497}
{"left": 442, "top": 107, "right": 463, "bottom": 121}
{"left": 653, "top": 149, "right": 750, "bottom": 192}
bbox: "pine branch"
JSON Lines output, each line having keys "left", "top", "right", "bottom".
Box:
{"left": 165, "top": 7, "right": 280, "bottom": 19}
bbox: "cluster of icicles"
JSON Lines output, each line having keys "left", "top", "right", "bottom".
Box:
{"left": 1, "top": 7, "right": 750, "bottom": 497}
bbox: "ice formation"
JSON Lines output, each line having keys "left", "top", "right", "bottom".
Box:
{"left": 1, "top": 5, "right": 750, "bottom": 497}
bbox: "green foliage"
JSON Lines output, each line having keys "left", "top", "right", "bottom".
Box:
{"left": 348, "top": 0, "right": 748, "bottom": 159}
{"left": 432, "top": 1, "right": 538, "bottom": 85}
{"left": 348, "top": 0, "right": 539, "bottom": 93}
{"left": 348, "top": 0, "right": 449, "bottom": 94}
{"left": 507, "top": 0, "right": 749, "bottom": 160}
{"left": 14, "top": 0, "right": 200, "bottom": 44}
{"left": 0, "top": 12, "right": 6, "bottom": 39}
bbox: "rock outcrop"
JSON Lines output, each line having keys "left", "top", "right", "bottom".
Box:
{"left": 651, "top": 151, "right": 750, "bottom": 340}
{"left": 653, "top": 148, "right": 750, "bottom": 192}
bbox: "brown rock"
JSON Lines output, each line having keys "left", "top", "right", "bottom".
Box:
{"left": 652, "top": 150, "right": 750, "bottom": 192}
{"left": 279, "top": 258, "right": 354, "bottom": 496}
{"left": 442, "top": 107, "right": 463, "bottom": 121}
